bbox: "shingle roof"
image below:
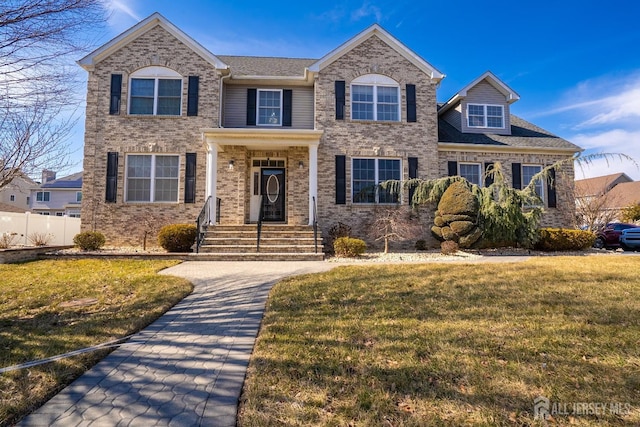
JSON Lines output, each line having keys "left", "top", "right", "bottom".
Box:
{"left": 606, "top": 181, "right": 640, "bottom": 208}
{"left": 0, "top": 202, "right": 27, "bottom": 213}
{"left": 217, "top": 55, "right": 316, "bottom": 77}
{"left": 575, "top": 173, "right": 632, "bottom": 197}
{"left": 41, "top": 172, "right": 83, "bottom": 189}
{"left": 438, "top": 115, "right": 581, "bottom": 151}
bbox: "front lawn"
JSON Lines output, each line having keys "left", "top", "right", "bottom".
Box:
{"left": 0, "top": 259, "right": 192, "bottom": 426}
{"left": 239, "top": 257, "right": 640, "bottom": 426}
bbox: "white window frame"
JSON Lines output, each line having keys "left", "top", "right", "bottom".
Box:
{"left": 351, "top": 157, "right": 402, "bottom": 204}
{"left": 350, "top": 74, "right": 401, "bottom": 122}
{"left": 467, "top": 103, "right": 505, "bottom": 129}
{"left": 128, "top": 66, "right": 183, "bottom": 116}
{"left": 257, "top": 89, "right": 283, "bottom": 126}
{"left": 125, "top": 154, "right": 180, "bottom": 203}
{"left": 9, "top": 195, "right": 15, "bottom": 202}
{"left": 36, "top": 191, "right": 50, "bottom": 202}
{"left": 458, "top": 162, "right": 483, "bottom": 187}
{"left": 522, "top": 164, "right": 544, "bottom": 205}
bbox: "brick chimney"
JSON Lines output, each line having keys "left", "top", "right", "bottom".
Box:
{"left": 42, "top": 169, "right": 56, "bottom": 183}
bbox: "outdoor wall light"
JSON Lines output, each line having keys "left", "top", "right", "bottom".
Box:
{"left": 228, "top": 160, "right": 235, "bottom": 171}
{"left": 298, "top": 160, "right": 304, "bottom": 169}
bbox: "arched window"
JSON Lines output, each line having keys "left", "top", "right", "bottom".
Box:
{"left": 350, "top": 74, "right": 400, "bottom": 122}
{"left": 129, "top": 66, "right": 182, "bottom": 116}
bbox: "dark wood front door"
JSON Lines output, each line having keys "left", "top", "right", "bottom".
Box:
{"left": 261, "top": 168, "right": 285, "bottom": 222}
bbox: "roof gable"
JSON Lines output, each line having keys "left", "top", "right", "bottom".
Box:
{"left": 40, "top": 172, "right": 83, "bottom": 189}
{"left": 78, "top": 12, "right": 228, "bottom": 71}
{"left": 439, "top": 71, "right": 520, "bottom": 115}
{"left": 575, "top": 173, "right": 633, "bottom": 197}
{"left": 308, "top": 24, "right": 444, "bottom": 82}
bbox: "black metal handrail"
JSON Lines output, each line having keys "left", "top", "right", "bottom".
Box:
{"left": 256, "top": 195, "right": 264, "bottom": 252}
{"left": 312, "top": 196, "right": 318, "bottom": 254}
{"left": 195, "top": 196, "right": 211, "bottom": 253}
{"left": 215, "top": 197, "right": 221, "bottom": 224}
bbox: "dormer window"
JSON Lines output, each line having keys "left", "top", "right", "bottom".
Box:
{"left": 467, "top": 104, "right": 504, "bottom": 129}
{"left": 351, "top": 74, "right": 400, "bottom": 122}
{"left": 129, "top": 67, "right": 182, "bottom": 116}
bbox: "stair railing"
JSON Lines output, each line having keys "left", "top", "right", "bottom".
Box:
{"left": 195, "top": 196, "right": 211, "bottom": 253}
{"left": 312, "top": 196, "right": 318, "bottom": 254}
{"left": 256, "top": 195, "right": 264, "bottom": 252}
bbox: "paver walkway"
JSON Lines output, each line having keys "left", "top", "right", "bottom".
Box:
{"left": 18, "top": 261, "right": 334, "bottom": 427}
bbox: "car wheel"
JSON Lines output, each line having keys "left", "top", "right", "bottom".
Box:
{"left": 593, "top": 237, "right": 605, "bottom": 249}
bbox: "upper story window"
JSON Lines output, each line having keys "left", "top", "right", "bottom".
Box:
{"left": 76, "top": 191, "right": 83, "bottom": 202}
{"left": 9, "top": 195, "right": 15, "bottom": 202}
{"left": 351, "top": 74, "right": 400, "bottom": 122}
{"left": 459, "top": 163, "right": 482, "bottom": 187}
{"left": 257, "top": 89, "right": 282, "bottom": 126}
{"left": 129, "top": 67, "right": 182, "bottom": 116}
{"left": 467, "top": 104, "right": 504, "bottom": 128}
{"left": 36, "top": 191, "right": 50, "bottom": 202}
{"left": 125, "top": 154, "right": 179, "bottom": 203}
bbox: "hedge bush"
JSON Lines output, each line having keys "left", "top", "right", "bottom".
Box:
{"left": 73, "top": 231, "right": 106, "bottom": 251}
{"left": 534, "top": 228, "right": 595, "bottom": 251}
{"left": 441, "top": 240, "right": 459, "bottom": 255}
{"left": 158, "top": 224, "right": 197, "bottom": 252}
{"left": 333, "top": 237, "right": 366, "bottom": 257}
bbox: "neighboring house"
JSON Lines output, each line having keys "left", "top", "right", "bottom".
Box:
{"left": 0, "top": 170, "right": 36, "bottom": 212}
{"left": 575, "top": 173, "right": 640, "bottom": 225}
{"left": 78, "top": 13, "right": 581, "bottom": 247}
{"left": 30, "top": 172, "right": 83, "bottom": 217}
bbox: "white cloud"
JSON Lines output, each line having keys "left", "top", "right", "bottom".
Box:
{"left": 103, "top": 0, "right": 141, "bottom": 33}
{"left": 351, "top": 1, "right": 383, "bottom": 22}
{"left": 572, "top": 130, "right": 640, "bottom": 180}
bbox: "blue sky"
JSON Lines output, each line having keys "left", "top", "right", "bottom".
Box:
{"left": 68, "top": 0, "right": 640, "bottom": 179}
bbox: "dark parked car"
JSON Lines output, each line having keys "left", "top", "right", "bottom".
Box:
{"left": 594, "top": 222, "right": 640, "bottom": 249}
{"left": 620, "top": 227, "right": 640, "bottom": 251}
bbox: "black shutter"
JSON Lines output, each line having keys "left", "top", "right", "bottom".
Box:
{"left": 512, "top": 163, "right": 522, "bottom": 189}
{"left": 547, "top": 167, "right": 557, "bottom": 208}
{"left": 247, "top": 88, "right": 257, "bottom": 126}
{"left": 484, "top": 162, "right": 494, "bottom": 187}
{"left": 109, "top": 74, "right": 122, "bottom": 115}
{"left": 187, "top": 76, "right": 199, "bottom": 116}
{"left": 335, "top": 81, "right": 345, "bottom": 120}
{"left": 283, "top": 89, "right": 292, "bottom": 127}
{"left": 447, "top": 161, "right": 458, "bottom": 176}
{"left": 406, "top": 84, "right": 417, "bottom": 122}
{"left": 336, "top": 155, "right": 346, "bottom": 204}
{"left": 185, "top": 153, "right": 196, "bottom": 203}
{"left": 408, "top": 157, "right": 418, "bottom": 204}
{"left": 106, "top": 152, "right": 118, "bottom": 203}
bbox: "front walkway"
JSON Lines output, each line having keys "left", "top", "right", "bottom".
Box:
{"left": 18, "top": 261, "right": 334, "bottom": 427}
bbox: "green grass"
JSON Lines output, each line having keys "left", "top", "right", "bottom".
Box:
{"left": 0, "top": 259, "right": 192, "bottom": 426}
{"left": 239, "top": 257, "right": 640, "bottom": 426}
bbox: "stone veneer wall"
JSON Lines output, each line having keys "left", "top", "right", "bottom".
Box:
{"left": 438, "top": 150, "right": 576, "bottom": 228}
{"left": 314, "top": 35, "right": 440, "bottom": 248}
{"left": 81, "top": 25, "right": 220, "bottom": 246}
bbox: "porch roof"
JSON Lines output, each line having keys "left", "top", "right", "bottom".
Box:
{"left": 201, "top": 128, "right": 323, "bottom": 150}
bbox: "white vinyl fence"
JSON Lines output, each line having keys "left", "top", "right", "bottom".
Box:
{"left": 0, "top": 211, "right": 81, "bottom": 246}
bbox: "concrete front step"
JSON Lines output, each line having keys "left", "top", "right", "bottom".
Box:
{"left": 199, "top": 245, "right": 320, "bottom": 254}
{"left": 189, "top": 252, "right": 324, "bottom": 261}
{"left": 203, "top": 237, "right": 319, "bottom": 246}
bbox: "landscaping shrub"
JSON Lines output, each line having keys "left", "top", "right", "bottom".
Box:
{"left": 326, "top": 222, "right": 352, "bottom": 254}
{"left": 158, "top": 224, "right": 197, "bottom": 252}
{"left": 441, "top": 240, "right": 459, "bottom": 255}
{"left": 333, "top": 237, "right": 366, "bottom": 257}
{"left": 0, "top": 233, "right": 19, "bottom": 249}
{"left": 415, "top": 239, "right": 427, "bottom": 251}
{"left": 73, "top": 231, "right": 106, "bottom": 251}
{"left": 534, "top": 228, "right": 595, "bottom": 251}
{"left": 28, "top": 232, "right": 53, "bottom": 247}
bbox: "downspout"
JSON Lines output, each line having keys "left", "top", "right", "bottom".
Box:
{"left": 218, "top": 70, "right": 231, "bottom": 128}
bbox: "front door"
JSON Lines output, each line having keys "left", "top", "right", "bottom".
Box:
{"left": 261, "top": 168, "right": 285, "bottom": 222}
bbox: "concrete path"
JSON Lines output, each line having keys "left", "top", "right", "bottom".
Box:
{"left": 18, "top": 261, "right": 334, "bottom": 427}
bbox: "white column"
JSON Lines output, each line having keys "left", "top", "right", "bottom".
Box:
{"left": 206, "top": 143, "right": 218, "bottom": 224}
{"left": 308, "top": 143, "right": 318, "bottom": 225}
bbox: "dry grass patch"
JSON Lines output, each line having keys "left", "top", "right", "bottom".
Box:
{"left": 239, "top": 257, "right": 640, "bottom": 426}
{"left": 0, "top": 259, "right": 192, "bottom": 426}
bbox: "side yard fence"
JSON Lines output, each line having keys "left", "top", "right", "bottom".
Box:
{"left": 0, "top": 211, "right": 81, "bottom": 246}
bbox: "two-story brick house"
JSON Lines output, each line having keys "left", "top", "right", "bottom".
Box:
{"left": 78, "top": 13, "right": 580, "bottom": 253}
